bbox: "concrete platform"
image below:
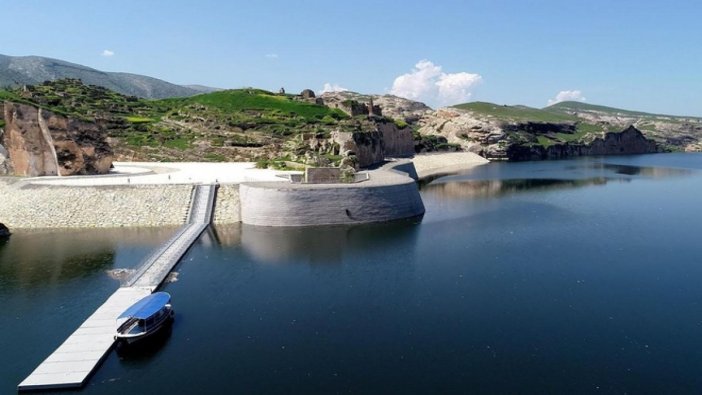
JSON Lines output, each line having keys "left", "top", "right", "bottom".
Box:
{"left": 18, "top": 287, "right": 150, "bottom": 390}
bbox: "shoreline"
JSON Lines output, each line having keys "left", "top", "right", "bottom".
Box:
{"left": 411, "top": 152, "right": 489, "bottom": 180}
{"left": 0, "top": 153, "right": 488, "bottom": 229}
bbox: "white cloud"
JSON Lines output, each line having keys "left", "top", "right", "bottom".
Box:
{"left": 101, "top": 49, "right": 114, "bottom": 57}
{"left": 389, "top": 60, "right": 482, "bottom": 107}
{"left": 265, "top": 53, "right": 279, "bottom": 59}
{"left": 547, "top": 90, "right": 586, "bottom": 106}
{"left": 321, "top": 83, "right": 348, "bottom": 93}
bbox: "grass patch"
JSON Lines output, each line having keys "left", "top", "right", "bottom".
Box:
{"left": 163, "top": 137, "right": 191, "bottom": 150}
{"left": 537, "top": 136, "right": 556, "bottom": 147}
{"left": 125, "top": 116, "right": 154, "bottom": 124}
{"left": 160, "top": 89, "right": 349, "bottom": 123}
{"left": 394, "top": 118, "right": 408, "bottom": 128}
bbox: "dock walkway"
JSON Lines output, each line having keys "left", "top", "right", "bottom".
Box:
{"left": 18, "top": 184, "right": 216, "bottom": 391}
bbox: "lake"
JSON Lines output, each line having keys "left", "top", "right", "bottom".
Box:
{"left": 2, "top": 153, "right": 702, "bottom": 393}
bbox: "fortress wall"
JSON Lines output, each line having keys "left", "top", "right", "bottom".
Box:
{"left": 239, "top": 176, "right": 424, "bottom": 227}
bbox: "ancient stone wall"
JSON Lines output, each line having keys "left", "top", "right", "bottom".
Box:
{"left": 377, "top": 121, "right": 414, "bottom": 157}
{"left": 305, "top": 167, "right": 341, "bottom": 183}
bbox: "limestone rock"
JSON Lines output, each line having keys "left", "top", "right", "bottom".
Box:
{"left": 321, "top": 91, "right": 432, "bottom": 122}
{"left": 1, "top": 102, "right": 113, "bottom": 176}
{"left": 376, "top": 119, "right": 413, "bottom": 157}
{"left": 418, "top": 107, "right": 658, "bottom": 160}
{"left": 0, "top": 142, "right": 10, "bottom": 175}
{"left": 332, "top": 130, "right": 384, "bottom": 168}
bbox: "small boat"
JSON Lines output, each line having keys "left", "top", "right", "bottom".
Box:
{"left": 115, "top": 292, "right": 174, "bottom": 344}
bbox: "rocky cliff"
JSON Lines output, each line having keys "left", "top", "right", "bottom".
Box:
{"left": 1, "top": 102, "right": 113, "bottom": 176}
{"left": 506, "top": 126, "right": 658, "bottom": 161}
{"left": 547, "top": 101, "right": 702, "bottom": 152}
{"left": 419, "top": 105, "right": 659, "bottom": 160}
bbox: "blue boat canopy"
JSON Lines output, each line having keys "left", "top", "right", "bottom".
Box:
{"left": 118, "top": 292, "right": 171, "bottom": 320}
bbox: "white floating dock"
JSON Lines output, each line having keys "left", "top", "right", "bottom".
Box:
{"left": 19, "top": 184, "right": 216, "bottom": 391}
{"left": 18, "top": 288, "right": 150, "bottom": 390}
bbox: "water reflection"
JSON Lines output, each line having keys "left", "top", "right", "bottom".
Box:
{"left": 423, "top": 178, "right": 610, "bottom": 200}
{"left": 115, "top": 323, "right": 174, "bottom": 362}
{"left": 234, "top": 220, "right": 421, "bottom": 265}
{"left": 423, "top": 157, "right": 694, "bottom": 200}
{"left": 598, "top": 162, "right": 692, "bottom": 177}
{"left": 0, "top": 227, "right": 178, "bottom": 289}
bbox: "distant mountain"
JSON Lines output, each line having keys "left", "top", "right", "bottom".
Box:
{"left": 0, "top": 54, "right": 207, "bottom": 99}
{"left": 545, "top": 100, "right": 702, "bottom": 121}
{"left": 182, "top": 84, "right": 222, "bottom": 94}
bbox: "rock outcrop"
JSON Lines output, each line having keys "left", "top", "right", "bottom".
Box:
{"left": 1, "top": 102, "right": 113, "bottom": 176}
{"left": 0, "top": 141, "right": 10, "bottom": 175}
{"left": 419, "top": 107, "right": 659, "bottom": 160}
{"left": 376, "top": 119, "right": 414, "bottom": 158}
{"left": 0, "top": 222, "right": 9, "bottom": 239}
{"left": 321, "top": 91, "right": 432, "bottom": 122}
{"left": 332, "top": 130, "right": 385, "bottom": 168}
{"left": 506, "top": 126, "right": 658, "bottom": 161}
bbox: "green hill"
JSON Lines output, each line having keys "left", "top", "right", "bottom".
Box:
{"left": 0, "top": 79, "right": 364, "bottom": 164}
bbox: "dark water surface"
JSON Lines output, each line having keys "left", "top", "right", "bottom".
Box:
{"left": 3, "top": 153, "right": 702, "bottom": 393}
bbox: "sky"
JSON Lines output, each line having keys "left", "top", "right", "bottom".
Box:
{"left": 3, "top": 0, "right": 702, "bottom": 115}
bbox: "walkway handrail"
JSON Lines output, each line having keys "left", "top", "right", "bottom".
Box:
{"left": 124, "top": 184, "right": 215, "bottom": 287}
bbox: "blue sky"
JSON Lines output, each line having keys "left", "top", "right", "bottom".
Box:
{"left": 3, "top": 0, "right": 701, "bottom": 115}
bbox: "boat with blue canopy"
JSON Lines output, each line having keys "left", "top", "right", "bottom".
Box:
{"left": 115, "top": 292, "right": 174, "bottom": 344}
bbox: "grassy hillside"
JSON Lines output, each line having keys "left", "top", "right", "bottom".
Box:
{"left": 453, "top": 102, "right": 577, "bottom": 123}
{"left": 0, "top": 79, "right": 366, "bottom": 164}
{"left": 160, "top": 89, "right": 348, "bottom": 135}
{"left": 546, "top": 100, "right": 702, "bottom": 122}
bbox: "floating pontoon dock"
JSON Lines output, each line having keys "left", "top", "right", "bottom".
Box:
{"left": 18, "top": 184, "right": 216, "bottom": 391}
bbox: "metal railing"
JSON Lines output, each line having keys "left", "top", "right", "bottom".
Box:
{"left": 123, "top": 184, "right": 216, "bottom": 288}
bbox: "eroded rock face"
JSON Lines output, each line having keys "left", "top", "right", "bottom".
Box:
{"left": 0, "top": 142, "right": 10, "bottom": 175}
{"left": 419, "top": 108, "right": 659, "bottom": 160}
{"left": 376, "top": 119, "right": 414, "bottom": 158}
{"left": 332, "top": 130, "right": 385, "bottom": 168}
{"left": 506, "top": 126, "right": 658, "bottom": 161}
{"left": 1, "top": 102, "right": 113, "bottom": 176}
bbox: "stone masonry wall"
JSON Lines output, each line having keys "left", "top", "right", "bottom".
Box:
{"left": 212, "top": 183, "right": 240, "bottom": 224}
{"left": 0, "top": 181, "right": 192, "bottom": 228}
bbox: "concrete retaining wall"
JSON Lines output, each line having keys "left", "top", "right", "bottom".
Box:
{"left": 239, "top": 177, "right": 424, "bottom": 227}
{"left": 2, "top": 166, "right": 424, "bottom": 229}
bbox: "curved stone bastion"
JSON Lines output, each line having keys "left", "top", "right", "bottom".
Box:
{"left": 239, "top": 162, "right": 425, "bottom": 227}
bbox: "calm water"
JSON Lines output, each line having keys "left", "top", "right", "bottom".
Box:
{"left": 2, "top": 153, "right": 702, "bottom": 393}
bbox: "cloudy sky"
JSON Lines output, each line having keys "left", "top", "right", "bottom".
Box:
{"left": 3, "top": 0, "right": 701, "bottom": 115}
